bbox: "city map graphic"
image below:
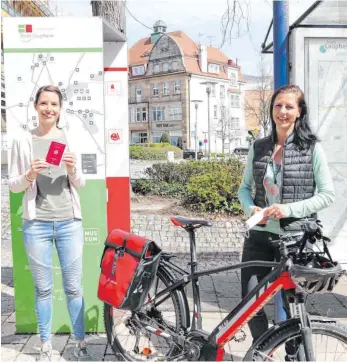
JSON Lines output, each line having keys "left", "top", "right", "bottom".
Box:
{"left": 5, "top": 51, "right": 105, "bottom": 175}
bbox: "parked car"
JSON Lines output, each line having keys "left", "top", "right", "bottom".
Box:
{"left": 183, "top": 149, "right": 203, "bottom": 160}
{"left": 233, "top": 147, "right": 249, "bottom": 156}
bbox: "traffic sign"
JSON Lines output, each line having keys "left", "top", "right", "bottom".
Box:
{"left": 203, "top": 139, "right": 208, "bottom": 144}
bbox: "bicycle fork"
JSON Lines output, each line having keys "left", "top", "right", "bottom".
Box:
{"left": 290, "top": 292, "right": 315, "bottom": 361}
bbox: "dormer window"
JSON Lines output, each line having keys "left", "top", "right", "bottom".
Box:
{"left": 230, "top": 73, "right": 236, "bottom": 86}
{"left": 163, "top": 63, "right": 169, "bottom": 72}
{"left": 132, "top": 65, "right": 145, "bottom": 76}
{"left": 208, "top": 63, "right": 220, "bottom": 74}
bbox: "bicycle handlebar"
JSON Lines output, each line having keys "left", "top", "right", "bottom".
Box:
{"left": 274, "top": 220, "right": 330, "bottom": 258}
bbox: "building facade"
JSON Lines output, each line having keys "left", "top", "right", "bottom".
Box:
{"left": 243, "top": 74, "right": 273, "bottom": 138}
{"left": 128, "top": 21, "right": 247, "bottom": 153}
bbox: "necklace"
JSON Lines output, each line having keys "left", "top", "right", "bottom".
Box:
{"left": 268, "top": 159, "right": 281, "bottom": 197}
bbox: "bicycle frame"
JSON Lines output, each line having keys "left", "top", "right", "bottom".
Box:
{"left": 145, "top": 227, "right": 298, "bottom": 356}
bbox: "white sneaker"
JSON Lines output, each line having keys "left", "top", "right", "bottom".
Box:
{"left": 36, "top": 342, "right": 52, "bottom": 361}
{"left": 73, "top": 341, "right": 93, "bottom": 361}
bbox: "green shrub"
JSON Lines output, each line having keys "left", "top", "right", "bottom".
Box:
{"left": 133, "top": 159, "right": 245, "bottom": 215}
{"left": 132, "top": 179, "right": 185, "bottom": 198}
{"left": 130, "top": 144, "right": 183, "bottom": 160}
{"left": 160, "top": 132, "right": 170, "bottom": 143}
{"left": 210, "top": 152, "right": 226, "bottom": 158}
{"left": 185, "top": 167, "right": 243, "bottom": 213}
{"left": 144, "top": 160, "right": 208, "bottom": 184}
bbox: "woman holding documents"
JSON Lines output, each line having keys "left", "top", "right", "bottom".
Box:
{"left": 238, "top": 85, "right": 334, "bottom": 342}
{"left": 8, "top": 85, "right": 91, "bottom": 361}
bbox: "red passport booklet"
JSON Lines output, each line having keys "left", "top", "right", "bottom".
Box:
{"left": 45, "top": 141, "right": 66, "bottom": 166}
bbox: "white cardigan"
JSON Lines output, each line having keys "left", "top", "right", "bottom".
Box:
{"left": 8, "top": 127, "right": 85, "bottom": 220}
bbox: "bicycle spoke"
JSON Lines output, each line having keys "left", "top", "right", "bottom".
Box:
{"left": 257, "top": 333, "right": 347, "bottom": 361}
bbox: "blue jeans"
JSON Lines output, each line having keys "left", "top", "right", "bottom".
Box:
{"left": 22, "top": 219, "right": 85, "bottom": 343}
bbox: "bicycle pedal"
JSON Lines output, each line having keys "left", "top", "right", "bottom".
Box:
{"left": 232, "top": 329, "right": 246, "bottom": 343}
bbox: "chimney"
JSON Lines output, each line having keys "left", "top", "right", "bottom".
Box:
{"left": 228, "top": 59, "right": 233, "bottom": 66}
{"left": 199, "top": 45, "right": 207, "bottom": 73}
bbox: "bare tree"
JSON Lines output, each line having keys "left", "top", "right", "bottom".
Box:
{"left": 91, "top": 0, "right": 126, "bottom": 34}
{"left": 244, "top": 57, "right": 273, "bottom": 137}
{"left": 219, "top": 0, "right": 252, "bottom": 48}
{"left": 215, "top": 116, "right": 238, "bottom": 152}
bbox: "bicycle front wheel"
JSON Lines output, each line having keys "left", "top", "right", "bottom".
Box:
{"left": 104, "top": 266, "right": 187, "bottom": 361}
{"left": 244, "top": 318, "right": 347, "bottom": 361}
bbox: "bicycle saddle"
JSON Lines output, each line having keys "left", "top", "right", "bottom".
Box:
{"left": 170, "top": 216, "right": 212, "bottom": 227}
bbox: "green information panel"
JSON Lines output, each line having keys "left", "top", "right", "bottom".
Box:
{"left": 11, "top": 181, "right": 107, "bottom": 333}
{"left": 4, "top": 17, "right": 108, "bottom": 333}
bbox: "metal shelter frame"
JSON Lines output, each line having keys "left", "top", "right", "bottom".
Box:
{"left": 261, "top": 0, "right": 347, "bottom": 54}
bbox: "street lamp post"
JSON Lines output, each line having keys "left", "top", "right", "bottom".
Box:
{"left": 191, "top": 100, "right": 203, "bottom": 160}
{"left": 200, "top": 81, "right": 218, "bottom": 161}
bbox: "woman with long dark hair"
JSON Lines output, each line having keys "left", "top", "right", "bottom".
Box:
{"left": 238, "top": 85, "right": 334, "bottom": 344}
{"left": 8, "top": 85, "right": 92, "bottom": 361}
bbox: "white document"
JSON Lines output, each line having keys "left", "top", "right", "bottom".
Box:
{"left": 246, "top": 208, "right": 267, "bottom": 230}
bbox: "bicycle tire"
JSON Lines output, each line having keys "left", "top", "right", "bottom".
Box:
{"left": 243, "top": 317, "right": 347, "bottom": 361}
{"left": 104, "top": 265, "right": 188, "bottom": 361}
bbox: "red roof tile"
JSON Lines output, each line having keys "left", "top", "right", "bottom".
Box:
{"left": 128, "top": 30, "right": 243, "bottom": 81}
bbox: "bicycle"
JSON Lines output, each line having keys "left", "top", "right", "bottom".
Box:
{"left": 103, "top": 217, "right": 347, "bottom": 361}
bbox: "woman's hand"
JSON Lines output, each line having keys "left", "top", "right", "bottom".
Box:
{"left": 62, "top": 152, "right": 77, "bottom": 174}
{"left": 251, "top": 206, "right": 269, "bottom": 225}
{"left": 266, "top": 204, "right": 287, "bottom": 220}
{"left": 26, "top": 159, "right": 49, "bottom": 180}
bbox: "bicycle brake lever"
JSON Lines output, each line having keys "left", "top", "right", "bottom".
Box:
{"left": 322, "top": 236, "right": 331, "bottom": 243}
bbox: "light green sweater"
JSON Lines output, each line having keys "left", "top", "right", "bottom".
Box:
{"left": 238, "top": 142, "right": 335, "bottom": 234}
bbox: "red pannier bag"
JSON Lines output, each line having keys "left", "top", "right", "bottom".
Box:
{"left": 97, "top": 229, "right": 162, "bottom": 311}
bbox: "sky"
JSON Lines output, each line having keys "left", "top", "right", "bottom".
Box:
{"left": 53, "top": 0, "right": 317, "bottom": 75}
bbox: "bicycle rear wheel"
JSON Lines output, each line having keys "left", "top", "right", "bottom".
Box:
{"left": 104, "top": 266, "right": 187, "bottom": 361}
{"left": 244, "top": 318, "right": 347, "bottom": 361}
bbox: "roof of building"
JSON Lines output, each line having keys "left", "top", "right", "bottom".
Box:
{"left": 128, "top": 30, "right": 244, "bottom": 82}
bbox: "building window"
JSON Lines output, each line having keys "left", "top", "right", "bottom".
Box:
{"left": 172, "top": 61, "right": 178, "bottom": 71}
{"left": 211, "top": 84, "right": 216, "bottom": 97}
{"left": 230, "top": 94, "right": 240, "bottom": 107}
{"left": 136, "top": 107, "right": 147, "bottom": 122}
{"left": 221, "top": 106, "right": 226, "bottom": 119}
{"left": 220, "top": 85, "right": 225, "bottom": 98}
{"left": 213, "top": 105, "right": 217, "bottom": 118}
{"left": 235, "top": 95, "right": 240, "bottom": 107}
{"left": 130, "top": 108, "right": 135, "bottom": 122}
{"left": 170, "top": 130, "right": 183, "bottom": 147}
{"left": 174, "top": 81, "right": 180, "bottom": 94}
{"left": 152, "top": 84, "right": 159, "bottom": 96}
{"left": 132, "top": 65, "right": 145, "bottom": 76}
{"left": 230, "top": 73, "right": 236, "bottom": 86}
{"left": 152, "top": 106, "right": 165, "bottom": 121}
{"left": 169, "top": 105, "right": 182, "bottom": 120}
{"left": 163, "top": 63, "right": 169, "bottom": 72}
{"left": 230, "top": 117, "right": 240, "bottom": 129}
{"left": 135, "top": 86, "right": 142, "bottom": 101}
{"left": 132, "top": 132, "right": 148, "bottom": 144}
{"left": 208, "top": 63, "right": 220, "bottom": 73}
{"left": 152, "top": 131, "right": 163, "bottom": 143}
{"left": 163, "top": 82, "right": 170, "bottom": 96}
{"left": 154, "top": 64, "right": 160, "bottom": 73}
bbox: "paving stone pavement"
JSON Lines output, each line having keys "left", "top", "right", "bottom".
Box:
{"left": 2, "top": 167, "right": 347, "bottom": 361}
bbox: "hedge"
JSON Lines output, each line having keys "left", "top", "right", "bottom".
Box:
{"left": 130, "top": 143, "right": 183, "bottom": 160}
